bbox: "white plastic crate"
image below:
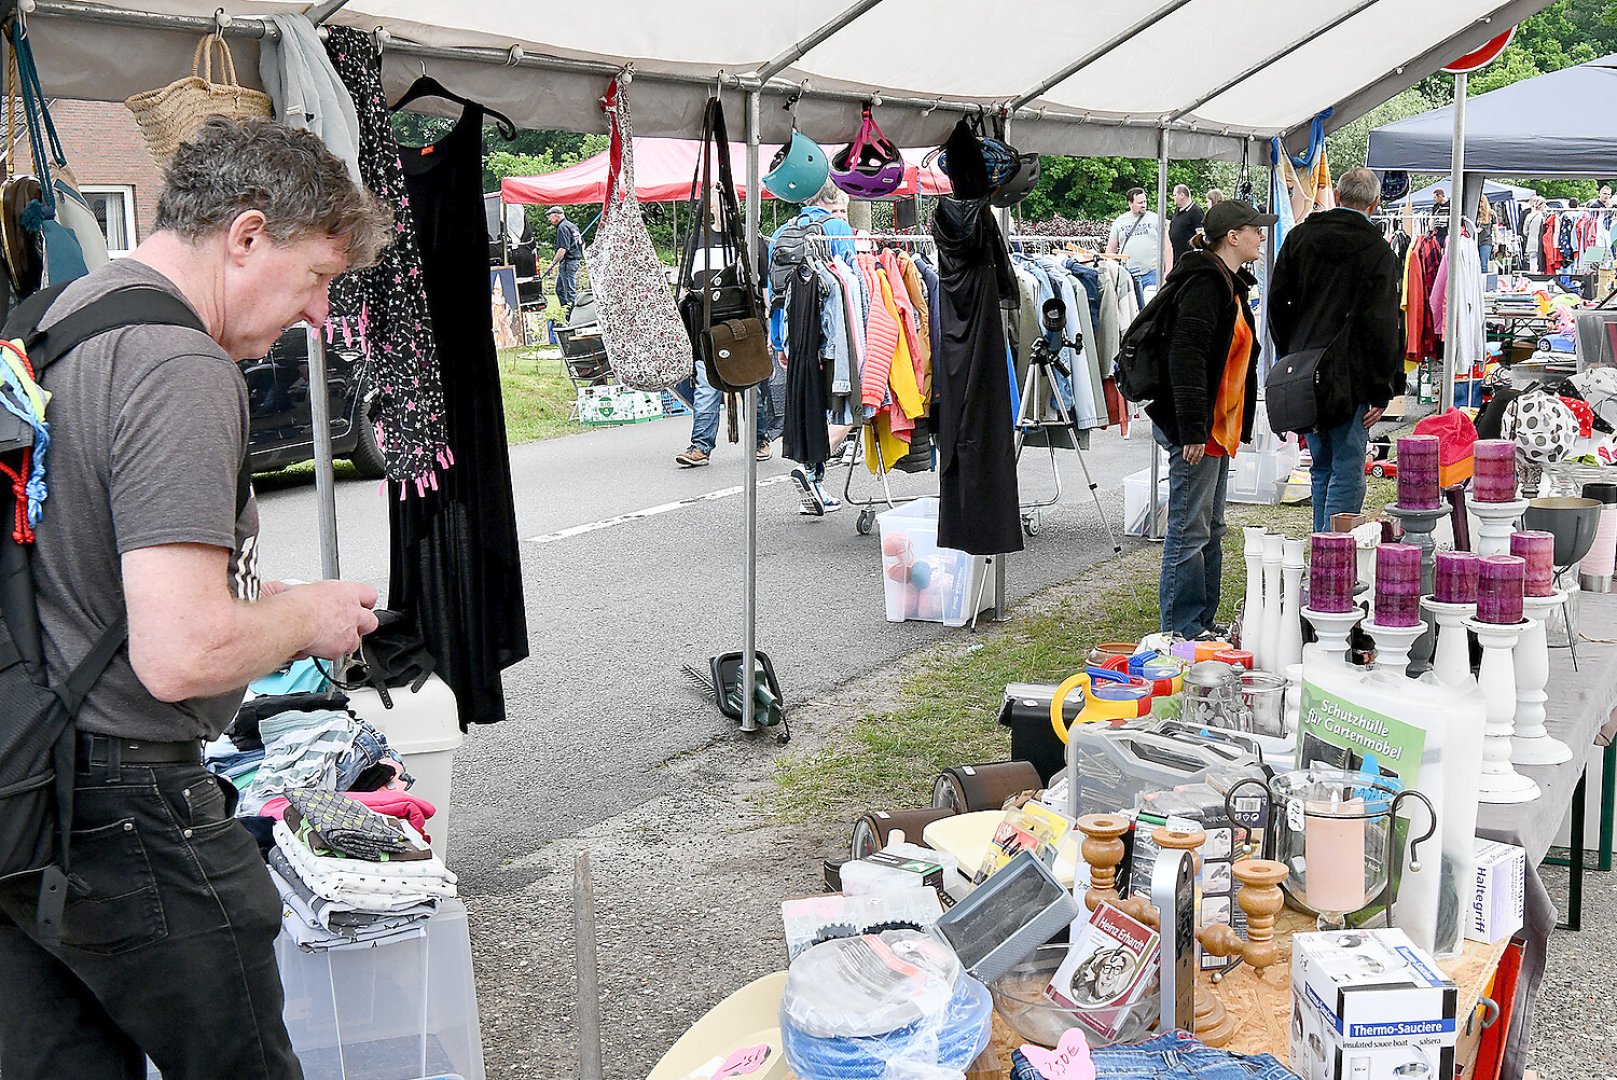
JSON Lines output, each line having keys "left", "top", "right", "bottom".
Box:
{"left": 1123, "top": 467, "right": 1169, "bottom": 538}
{"left": 876, "top": 498, "right": 998, "bottom": 626}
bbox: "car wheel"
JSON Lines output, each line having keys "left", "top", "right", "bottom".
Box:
{"left": 347, "top": 410, "right": 388, "bottom": 480}
{"left": 1370, "top": 465, "right": 1383, "bottom": 478}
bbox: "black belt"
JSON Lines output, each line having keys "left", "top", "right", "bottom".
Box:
{"left": 77, "top": 731, "right": 202, "bottom": 770}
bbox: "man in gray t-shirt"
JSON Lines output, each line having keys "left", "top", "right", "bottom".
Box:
{"left": 1108, "top": 186, "right": 1167, "bottom": 287}
{"left": 0, "top": 117, "right": 391, "bottom": 1080}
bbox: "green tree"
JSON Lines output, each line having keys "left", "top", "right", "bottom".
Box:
{"left": 1324, "top": 87, "right": 1436, "bottom": 174}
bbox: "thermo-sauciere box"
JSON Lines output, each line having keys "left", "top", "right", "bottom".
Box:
{"left": 1290, "top": 928, "right": 1457, "bottom": 1080}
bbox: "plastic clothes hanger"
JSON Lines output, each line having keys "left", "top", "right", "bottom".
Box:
{"left": 390, "top": 74, "right": 517, "bottom": 140}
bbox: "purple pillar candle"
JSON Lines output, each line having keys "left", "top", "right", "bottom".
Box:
{"left": 1510, "top": 530, "right": 1556, "bottom": 597}
{"left": 1476, "top": 555, "right": 1526, "bottom": 625}
{"left": 1434, "top": 550, "right": 1481, "bottom": 604}
{"left": 1396, "top": 435, "right": 1442, "bottom": 510}
{"left": 1374, "top": 543, "right": 1424, "bottom": 626}
{"left": 1473, "top": 440, "right": 1519, "bottom": 504}
{"left": 1309, "top": 533, "right": 1358, "bottom": 613}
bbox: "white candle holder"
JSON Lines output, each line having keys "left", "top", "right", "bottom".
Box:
{"left": 1277, "top": 539, "right": 1305, "bottom": 674}
{"left": 1512, "top": 590, "right": 1573, "bottom": 767}
{"left": 1362, "top": 618, "right": 1425, "bottom": 677}
{"left": 1467, "top": 616, "right": 1541, "bottom": 804}
{"left": 1421, "top": 597, "right": 1478, "bottom": 690}
{"left": 1471, "top": 498, "right": 1531, "bottom": 558}
{"left": 1259, "top": 534, "right": 1284, "bottom": 673}
{"left": 1301, "top": 606, "right": 1363, "bottom": 666}
{"left": 1240, "top": 527, "right": 1267, "bottom": 653}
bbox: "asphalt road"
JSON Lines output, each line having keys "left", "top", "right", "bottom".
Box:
{"left": 253, "top": 414, "right": 1154, "bottom": 898}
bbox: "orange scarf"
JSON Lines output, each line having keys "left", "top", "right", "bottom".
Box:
{"left": 1205, "top": 298, "right": 1253, "bottom": 458}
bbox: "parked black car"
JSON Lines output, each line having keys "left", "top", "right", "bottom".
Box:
{"left": 242, "top": 325, "right": 386, "bottom": 478}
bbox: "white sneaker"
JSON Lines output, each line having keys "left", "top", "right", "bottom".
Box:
{"left": 790, "top": 468, "right": 825, "bottom": 516}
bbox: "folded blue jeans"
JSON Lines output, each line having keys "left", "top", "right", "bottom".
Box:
{"left": 1011, "top": 1030, "right": 1298, "bottom": 1079}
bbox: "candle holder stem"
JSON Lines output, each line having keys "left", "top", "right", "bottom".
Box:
{"left": 1512, "top": 591, "right": 1573, "bottom": 766}
{"left": 1471, "top": 498, "right": 1530, "bottom": 558}
{"left": 1467, "top": 617, "right": 1541, "bottom": 804}
{"left": 1422, "top": 598, "right": 1478, "bottom": 690}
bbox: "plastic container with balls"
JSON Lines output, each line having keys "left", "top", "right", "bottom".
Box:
{"left": 876, "top": 498, "right": 999, "bottom": 626}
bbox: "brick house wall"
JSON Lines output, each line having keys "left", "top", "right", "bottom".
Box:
{"left": 42, "top": 99, "right": 163, "bottom": 248}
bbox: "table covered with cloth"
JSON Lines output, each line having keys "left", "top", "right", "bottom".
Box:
{"left": 1478, "top": 588, "right": 1617, "bottom": 1078}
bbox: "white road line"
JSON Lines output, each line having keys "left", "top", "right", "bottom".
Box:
{"left": 527, "top": 475, "right": 794, "bottom": 544}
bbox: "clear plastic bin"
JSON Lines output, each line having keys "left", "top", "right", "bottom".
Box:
{"left": 1123, "top": 468, "right": 1168, "bottom": 538}
{"left": 876, "top": 498, "right": 998, "bottom": 626}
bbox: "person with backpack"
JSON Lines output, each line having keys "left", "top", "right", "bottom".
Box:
{"left": 1140, "top": 199, "right": 1273, "bottom": 639}
{"left": 0, "top": 117, "right": 389, "bottom": 1080}
{"left": 768, "top": 181, "right": 855, "bottom": 513}
{"left": 543, "top": 205, "right": 585, "bottom": 317}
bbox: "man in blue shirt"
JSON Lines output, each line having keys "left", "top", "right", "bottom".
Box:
{"left": 766, "top": 183, "right": 856, "bottom": 514}
{"left": 543, "top": 206, "right": 585, "bottom": 317}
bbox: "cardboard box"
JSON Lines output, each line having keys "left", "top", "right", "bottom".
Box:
{"left": 1468, "top": 839, "right": 1525, "bottom": 944}
{"left": 1290, "top": 928, "right": 1458, "bottom": 1080}
{"left": 576, "top": 385, "right": 664, "bottom": 425}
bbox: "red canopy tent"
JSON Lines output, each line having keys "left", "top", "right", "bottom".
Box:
{"left": 499, "top": 139, "right": 950, "bottom": 205}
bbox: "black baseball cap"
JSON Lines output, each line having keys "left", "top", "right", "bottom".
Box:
{"left": 1202, "top": 200, "right": 1277, "bottom": 237}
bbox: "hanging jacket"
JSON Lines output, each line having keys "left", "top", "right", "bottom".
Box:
{"left": 857, "top": 255, "right": 902, "bottom": 408}
{"left": 1143, "top": 250, "right": 1259, "bottom": 448}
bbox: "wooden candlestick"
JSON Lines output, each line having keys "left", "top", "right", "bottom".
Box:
{"left": 1076, "top": 814, "right": 1131, "bottom": 913}
{"left": 1197, "top": 859, "right": 1289, "bottom": 975}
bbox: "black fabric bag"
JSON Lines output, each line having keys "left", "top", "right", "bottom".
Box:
{"left": 0, "top": 282, "right": 230, "bottom": 937}
{"left": 335, "top": 608, "right": 436, "bottom": 709}
{"left": 1114, "top": 260, "right": 1232, "bottom": 404}
{"left": 677, "top": 97, "right": 770, "bottom": 393}
{"left": 1266, "top": 326, "right": 1351, "bottom": 435}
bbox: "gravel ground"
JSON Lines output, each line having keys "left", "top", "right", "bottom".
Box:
{"left": 1531, "top": 859, "right": 1617, "bottom": 1078}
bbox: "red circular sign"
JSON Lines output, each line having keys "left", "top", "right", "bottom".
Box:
{"left": 1444, "top": 27, "right": 1516, "bottom": 74}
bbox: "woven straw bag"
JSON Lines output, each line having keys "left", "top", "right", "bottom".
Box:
{"left": 124, "top": 34, "right": 273, "bottom": 162}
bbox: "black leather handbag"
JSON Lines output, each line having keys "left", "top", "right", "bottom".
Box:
{"left": 1266, "top": 325, "right": 1351, "bottom": 435}
{"left": 677, "top": 96, "right": 770, "bottom": 393}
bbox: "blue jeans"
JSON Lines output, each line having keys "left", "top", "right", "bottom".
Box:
{"left": 1133, "top": 268, "right": 1158, "bottom": 289}
{"left": 1303, "top": 404, "right": 1369, "bottom": 533}
{"left": 1012, "top": 1031, "right": 1294, "bottom": 1079}
{"left": 555, "top": 258, "right": 579, "bottom": 313}
{"left": 690, "top": 359, "right": 770, "bottom": 454}
{"left": 1156, "top": 427, "right": 1231, "bottom": 638}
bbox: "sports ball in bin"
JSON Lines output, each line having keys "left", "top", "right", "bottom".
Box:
{"left": 764, "top": 131, "right": 830, "bottom": 201}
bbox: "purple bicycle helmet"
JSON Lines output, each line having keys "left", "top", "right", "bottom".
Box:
{"left": 830, "top": 106, "right": 906, "bottom": 199}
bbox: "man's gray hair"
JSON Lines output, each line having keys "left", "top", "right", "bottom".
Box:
{"left": 156, "top": 116, "right": 392, "bottom": 269}
{"left": 1336, "top": 167, "right": 1381, "bottom": 211}
{"left": 1173, "top": 184, "right": 1190, "bottom": 198}
{"left": 808, "top": 180, "right": 849, "bottom": 211}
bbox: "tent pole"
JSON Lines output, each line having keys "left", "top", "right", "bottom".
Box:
{"left": 753, "top": 0, "right": 890, "bottom": 82}
{"left": 1442, "top": 70, "right": 1466, "bottom": 414}
{"left": 1148, "top": 126, "right": 1168, "bottom": 540}
{"left": 306, "top": 326, "right": 341, "bottom": 580}
{"left": 306, "top": 0, "right": 353, "bottom": 24}
{"left": 741, "top": 87, "right": 762, "bottom": 733}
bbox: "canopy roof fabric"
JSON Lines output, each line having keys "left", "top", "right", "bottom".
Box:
{"left": 25, "top": 0, "right": 1556, "bottom": 162}
{"left": 1367, "top": 54, "right": 1617, "bottom": 177}
{"left": 500, "top": 140, "right": 950, "bottom": 205}
{"left": 1403, "top": 178, "right": 1536, "bottom": 207}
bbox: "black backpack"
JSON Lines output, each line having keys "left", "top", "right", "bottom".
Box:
{"left": 768, "top": 211, "right": 826, "bottom": 310}
{"left": 1113, "top": 259, "right": 1234, "bottom": 404}
{"left": 0, "top": 282, "right": 218, "bottom": 937}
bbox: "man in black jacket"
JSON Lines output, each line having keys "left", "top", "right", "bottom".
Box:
{"left": 1269, "top": 167, "right": 1404, "bottom": 532}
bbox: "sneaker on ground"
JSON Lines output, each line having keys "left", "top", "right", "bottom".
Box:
{"left": 812, "top": 479, "right": 842, "bottom": 513}
{"left": 675, "top": 446, "right": 710, "bottom": 467}
{"left": 789, "top": 468, "right": 824, "bottom": 516}
{"left": 757, "top": 442, "right": 773, "bottom": 461}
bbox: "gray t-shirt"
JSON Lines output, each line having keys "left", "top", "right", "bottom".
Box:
{"left": 31, "top": 258, "right": 259, "bottom": 742}
{"left": 1110, "top": 210, "right": 1162, "bottom": 272}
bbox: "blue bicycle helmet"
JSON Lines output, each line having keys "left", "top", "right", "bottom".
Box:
{"left": 765, "top": 131, "right": 830, "bottom": 201}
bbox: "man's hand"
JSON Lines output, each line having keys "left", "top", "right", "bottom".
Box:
{"left": 1363, "top": 406, "right": 1385, "bottom": 428}
{"left": 288, "top": 580, "right": 380, "bottom": 660}
{"left": 1183, "top": 445, "right": 1206, "bottom": 465}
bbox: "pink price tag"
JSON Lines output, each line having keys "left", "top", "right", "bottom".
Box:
{"left": 1021, "top": 1029, "right": 1097, "bottom": 1080}
{"left": 710, "top": 1044, "right": 771, "bottom": 1078}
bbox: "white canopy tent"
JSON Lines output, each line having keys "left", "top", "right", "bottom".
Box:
{"left": 9, "top": 0, "right": 1554, "bottom": 730}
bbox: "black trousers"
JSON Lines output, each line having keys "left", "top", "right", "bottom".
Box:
{"left": 0, "top": 759, "right": 302, "bottom": 1080}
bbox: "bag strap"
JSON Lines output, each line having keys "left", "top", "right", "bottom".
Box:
{"left": 708, "top": 99, "right": 758, "bottom": 315}
{"left": 677, "top": 97, "right": 718, "bottom": 295}
{"left": 11, "top": 25, "right": 68, "bottom": 174}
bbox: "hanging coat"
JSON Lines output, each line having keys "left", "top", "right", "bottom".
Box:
{"left": 930, "top": 198, "right": 1023, "bottom": 556}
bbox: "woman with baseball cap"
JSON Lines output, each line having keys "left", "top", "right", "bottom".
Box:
{"left": 1145, "top": 199, "right": 1275, "bottom": 639}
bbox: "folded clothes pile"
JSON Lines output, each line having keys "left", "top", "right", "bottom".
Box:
{"left": 268, "top": 790, "right": 456, "bottom": 951}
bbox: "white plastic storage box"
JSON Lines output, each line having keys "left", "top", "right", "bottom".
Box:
{"left": 1123, "top": 467, "right": 1168, "bottom": 538}
{"left": 875, "top": 498, "right": 998, "bottom": 627}
{"left": 277, "top": 899, "right": 485, "bottom": 1080}
{"left": 347, "top": 675, "right": 463, "bottom": 859}
{"left": 1227, "top": 440, "right": 1302, "bottom": 505}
